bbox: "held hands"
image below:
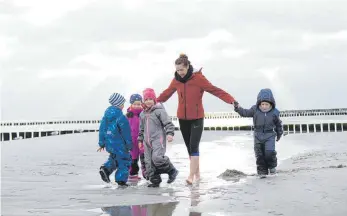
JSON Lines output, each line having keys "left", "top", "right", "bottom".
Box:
{"left": 167, "top": 135, "right": 174, "bottom": 142}
{"left": 233, "top": 101, "right": 239, "bottom": 108}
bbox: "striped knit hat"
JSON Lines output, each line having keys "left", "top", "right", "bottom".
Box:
{"left": 109, "top": 93, "right": 126, "bottom": 107}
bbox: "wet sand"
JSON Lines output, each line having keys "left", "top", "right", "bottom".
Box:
{"left": 2, "top": 131, "right": 347, "bottom": 215}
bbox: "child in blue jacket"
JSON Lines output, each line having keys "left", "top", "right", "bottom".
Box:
{"left": 98, "top": 93, "right": 133, "bottom": 186}
{"left": 234, "top": 88, "right": 283, "bottom": 178}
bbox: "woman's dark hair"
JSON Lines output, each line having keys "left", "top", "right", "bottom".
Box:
{"left": 175, "top": 53, "right": 190, "bottom": 67}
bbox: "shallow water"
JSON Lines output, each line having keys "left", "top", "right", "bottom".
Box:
{"left": 2, "top": 131, "right": 346, "bottom": 215}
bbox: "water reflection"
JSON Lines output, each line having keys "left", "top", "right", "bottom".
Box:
{"left": 99, "top": 201, "right": 203, "bottom": 216}
{"left": 100, "top": 202, "right": 180, "bottom": 216}
{"left": 189, "top": 185, "right": 202, "bottom": 207}
{"left": 189, "top": 212, "right": 202, "bottom": 216}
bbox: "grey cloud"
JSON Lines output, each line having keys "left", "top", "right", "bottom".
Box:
{"left": 1, "top": 77, "right": 83, "bottom": 120}
{"left": 2, "top": 0, "right": 347, "bottom": 120}
{"left": 4, "top": 0, "right": 347, "bottom": 74}
{"left": 67, "top": 75, "right": 130, "bottom": 120}
{"left": 1, "top": 74, "right": 129, "bottom": 120}
{"left": 184, "top": 50, "right": 347, "bottom": 111}
{"left": 0, "top": 1, "right": 24, "bottom": 15}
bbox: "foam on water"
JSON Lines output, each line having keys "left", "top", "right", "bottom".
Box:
{"left": 84, "top": 131, "right": 314, "bottom": 194}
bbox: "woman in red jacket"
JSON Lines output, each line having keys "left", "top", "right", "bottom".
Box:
{"left": 157, "top": 54, "right": 236, "bottom": 184}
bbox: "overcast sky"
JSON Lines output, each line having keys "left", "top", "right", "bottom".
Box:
{"left": 1, "top": 0, "right": 347, "bottom": 121}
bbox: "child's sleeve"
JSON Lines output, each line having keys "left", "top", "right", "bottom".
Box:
{"left": 138, "top": 114, "right": 145, "bottom": 143}
{"left": 274, "top": 110, "right": 283, "bottom": 140}
{"left": 117, "top": 115, "right": 133, "bottom": 151}
{"left": 235, "top": 105, "right": 256, "bottom": 117}
{"left": 98, "top": 116, "right": 107, "bottom": 148}
{"left": 157, "top": 109, "right": 175, "bottom": 136}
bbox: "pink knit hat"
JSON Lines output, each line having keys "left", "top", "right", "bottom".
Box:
{"left": 143, "top": 88, "right": 157, "bottom": 103}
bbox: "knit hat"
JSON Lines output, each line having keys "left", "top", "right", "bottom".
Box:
{"left": 143, "top": 88, "right": 157, "bottom": 103}
{"left": 109, "top": 93, "right": 126, "bottom": 107}
{"left": 129, "top": 94, "right": 142, "bottom": 104}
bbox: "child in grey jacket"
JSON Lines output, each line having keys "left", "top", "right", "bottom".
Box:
{"left": 138, "top": 88, "right": 179, "bottom": 187}
{"left": 234, "top": 88, "right": 283, "bottom": 178}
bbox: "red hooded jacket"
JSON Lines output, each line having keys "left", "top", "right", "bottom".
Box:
{"left": 157, "top": 68, "right": 235, "bottom": 120}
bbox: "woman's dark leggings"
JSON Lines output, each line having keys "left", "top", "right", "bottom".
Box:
{"left": 179, "top": 118, "right": 204, "bottom": 156}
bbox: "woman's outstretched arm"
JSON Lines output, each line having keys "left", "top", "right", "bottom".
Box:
{"left": 198, "top": 73, "right": 235, "bottom": 104}
{"left": 157, "top": 79, "right": 177, "bottom": 103}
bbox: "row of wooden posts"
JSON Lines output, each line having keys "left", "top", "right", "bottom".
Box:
{"left": 1, "top": 122, "right": 346, "bottom": 142}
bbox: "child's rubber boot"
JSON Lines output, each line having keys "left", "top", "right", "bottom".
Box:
{"left": 258, "top": 174, "right": 267, "bottom": 179}
{"left": 142, "top": 170, "right": 148, "bottom": 180}
{"left": 167, "top": 169, "right": 179, "bottom": 184}
{"left": 117, "top": 181, "right": 129, "bottom": 187}
{"left": 99, "top": 166, "right": 111, "bottom": 183}
{"left": 269, "top": 168, "right": 276, "bottom": 174}
{"left": 147, "top": 183, "right": 160, "bottom": 188}
{"left": 140, "top": 154, "right": 147, "bottom": 179}
{"left": 129, "top": 174, "right": 141, "bottom": 181}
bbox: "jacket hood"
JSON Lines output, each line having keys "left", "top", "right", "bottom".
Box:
{"left": 256, "top": 88, "right": 276, "bottom": 108}
{"left": 192, "top": 66, "right": 201, "bottom": 73}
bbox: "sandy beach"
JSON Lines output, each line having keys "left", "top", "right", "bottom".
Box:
{"left": 2, "top": 131, "right": 347, "bottom": 216}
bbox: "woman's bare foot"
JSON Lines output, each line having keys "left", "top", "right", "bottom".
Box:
{"left": 195, "top": 173, "right": 200, "bottom": 182}
{"left": 186, "top": 156, "right": 199, "bottom": 185}
{"left": 186, "top": 175, "right": 194, "bottom": 185}
{"left": 195, "top": 158, "right": 200, "bottom": 181}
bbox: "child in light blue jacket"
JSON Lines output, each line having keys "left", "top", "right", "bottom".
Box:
{"left": 98, "top": 93, "right": 133, "bottom": 186}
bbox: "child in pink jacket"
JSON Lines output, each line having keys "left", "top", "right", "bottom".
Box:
{"left": 126, "top": 94, "right": 146, "bottom": 180}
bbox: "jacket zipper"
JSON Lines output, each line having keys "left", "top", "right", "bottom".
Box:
{"left": 263, "top": 112, "right": 266, "bottom": 133}
{"left": 196, "top": 104, "right": 198, "bottom": 118}
{"left": 160, "top": 136, "right": 164, "bottom": 148}
{"left": 117, "top": 124, "right": 127, "bottom": 151}
{"left": 184, "top": 83, "right": 187, "bottom": 119}
{"left": 146, "top": 113, "right": 151, "bottom": 148}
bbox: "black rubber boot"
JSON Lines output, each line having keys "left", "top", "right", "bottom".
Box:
{"left": 167, "top": 168, "right": 179, "bottom": 184}
{"left": 147, "top": 183, "right": 160, "bottom": 188}
{"left": 99, "top": 166, "right": 111, "bottom": 183}
{"left": 269, "top": 168, "right": 277, "bottom": 174}
{"left": 116, "top": 181, "right": 129, "bottom": 187}
{"left": 130, "top": 159, "right": 139, "bottom": 176}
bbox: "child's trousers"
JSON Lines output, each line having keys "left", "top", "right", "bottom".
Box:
{"left": 103, "top": 153, "right": 131, "bottom": 182}
{"left": 254, "top": 136, "right": 277, "bottom": 175}
{"left": 144, "top": 140, "right": 175, "bottom": 184}
{"left": 130, "top": 153, "right": 146, "bottom": 178}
